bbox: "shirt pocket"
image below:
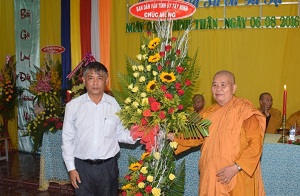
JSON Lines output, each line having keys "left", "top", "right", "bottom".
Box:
{"left": 103, "top": 115, "right": 118, "bottom": 137}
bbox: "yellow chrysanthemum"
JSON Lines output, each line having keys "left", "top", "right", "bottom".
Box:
{"left": 129, "top": 162, "right": 142, "bottom": 171}
{"left": 140, "top": 166, "right": 148, "bottom": 174}
{"left": 147, "top": 175, "right": 154, "bottom": 182}
{"left": 146, "top": 80, "right": 157, "bottom": 92}
{"left": 148, "top": 37, "right": 160, "bottom": 49}
{"left": 160, "top": 72, "right": 176, "bottom": 83}
{"left": 170, "top": 141, "right": 178, "bottom": 149}
{"left": 141, "top": 152, "right": 150, "bottom": 160}
{"left": 148, "top": 53, "right": 160, "bottom": 63}
{"left": 169, "top": 173, "right": 176, "bottom": 180}
{"left": 121, "top": 183, "right": 133, "bottom": 190}
{"left": 152, "top": 187, "right": 161, "bottom": 196}
{"left": 138, "top": 182, "right": 145, "bottom": 189}
{"left": 153, "top": 152, "right": 160, "bottom": 160}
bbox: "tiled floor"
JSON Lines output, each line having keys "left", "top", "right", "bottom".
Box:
{"left": 0, "top": 151, "right": 74, "bottom": 195}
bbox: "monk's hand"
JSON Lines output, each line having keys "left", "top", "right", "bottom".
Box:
{"left": 69, "top": 169, "right": 81, "bottom": 189}
{"left": 263, "top": 106, "right": 270, "bottom": 117}
{"left": 216, "top": 164, "right": 239, "bottom": 184}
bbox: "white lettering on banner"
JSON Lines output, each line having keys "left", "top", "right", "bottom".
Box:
{"left": 126, "top": 0, "right": 299, "bottom": 30}
{"left": 144, "top": 12, "right": 176, "bottom": 18}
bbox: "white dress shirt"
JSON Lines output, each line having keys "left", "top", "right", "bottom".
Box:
{"left": 62, "top": 93, "right": 136, "bottom": 171}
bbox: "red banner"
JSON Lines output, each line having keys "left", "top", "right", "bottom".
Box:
{"left": 129, "top": 0, "right": 196, "bottom": 21}
{"left": 41, "top": 45, "right": 65, "bottom": 54}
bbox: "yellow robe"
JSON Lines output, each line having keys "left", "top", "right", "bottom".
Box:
{"left": 286, "top": 110, "right": 300, "bottom": 129}
{"left": 175, "top": 96, "right": 266, "bottom": 196}
{"left": 265, "top": 108, "right": 282, "bottom": 134}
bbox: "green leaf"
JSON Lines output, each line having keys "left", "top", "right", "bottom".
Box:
{"left": 165, "top": 159, "right": 186, "bottom": 195}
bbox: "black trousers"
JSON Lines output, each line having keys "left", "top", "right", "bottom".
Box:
{"left": 74, "top": 155, "right": 119, "bottom": 196}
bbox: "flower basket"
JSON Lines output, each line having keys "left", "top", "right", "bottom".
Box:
{"left": 23, "top": 55, "right": 64, "bottom": 153}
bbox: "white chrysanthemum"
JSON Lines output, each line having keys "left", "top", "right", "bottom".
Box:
{"left": 128, "top": 83, "right": 133, "bottom": 89}
{"left": 141, "top": 98, "right": 149, "bottom": 106}
{"left": 132, "top": 65, "right": 138, "bottom": 71}
{"left": 136, "top": 54, "right": 142, "bottom": 60}
{"left": 125, "top": 98, "right": 131, "bottom": 104}
{"left": 153, "top": 71, "right": 158, "bottom": 76}
{"left": 139, "top": 76, "right": 146, "bottom": 82}
{"left": 146, "top": 65, "right": 151, "bottom": 71}
{"left": 142, "top": 54, "right": 148, "bottom": 60}
{"left": 140, "top": 92, "right": 147, "bottom": 98}
{"left": 132, "top": 101, "right": 139, "bottom": 108}
{"left": 138, "top": 65, "right": 144, "bottom": 71}
{"left": 137, "top": 109, "right": 142, "bottom": 114}
{"left": 133, "top": 72, "right": 139, "bottom": 78}
{"left": 131, "top": 86, "right": 139, "bottom": 92}
{"left": 141, "top": 44, "right": 146, "bottom": 50}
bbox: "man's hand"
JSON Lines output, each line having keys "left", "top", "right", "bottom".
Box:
{"left": 216, "top": 164, "right": 240, "bottom": 184}
{"left": 69, "top": 169, "right": 81, "bottom": 189}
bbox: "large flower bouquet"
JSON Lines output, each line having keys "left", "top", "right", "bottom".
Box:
{"left": 23, "top": 55, "right": 64, "bottom": 153}
{"left": 0, "top": 55, "right": 23, "bottom": 121}
{"left": 114, "top": 20, "right": 210, "bottom": 195}
{"left": 0, "top": 55, "right": 23, "bottom": 138}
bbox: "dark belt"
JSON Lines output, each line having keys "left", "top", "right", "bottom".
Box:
{"left": 81, "top": 157, "right": 114, "bottom": 165}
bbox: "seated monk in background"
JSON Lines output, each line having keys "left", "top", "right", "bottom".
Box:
{"left": 192, "top": 94, "right": 206, "bottom": 113}
{"left": 169, "top": 70, "right": 266, "bottom": 196}
{"left": 258, "top": 92, "right": 282, "bottom": 133}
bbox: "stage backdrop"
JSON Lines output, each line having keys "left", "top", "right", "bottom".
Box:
{"left": 111, "top": 0, "right": 300, "bottom": 117}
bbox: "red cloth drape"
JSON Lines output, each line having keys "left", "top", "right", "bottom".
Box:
{"left": 99, "top": 0, "right": 110, "bottom": 89}
{"left": 80, "top": 0, "right": 91, "bottom": 58}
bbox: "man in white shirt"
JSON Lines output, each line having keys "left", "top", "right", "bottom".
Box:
{"left": 62, "top": 62, "right": 138, "bottom": 196}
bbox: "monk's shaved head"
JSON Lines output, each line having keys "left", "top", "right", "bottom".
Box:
{"left": 213, "top": 70, "right": 235, "bottom": 85}
{"left": 211, "top": 70, "right": 237, "bottom": 106}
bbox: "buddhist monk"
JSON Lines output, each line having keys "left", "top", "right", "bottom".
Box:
{"left": 258, "top": 92, "right": 282, "bottom": 133}
{"left": 169, "top": 70, "right": 266, "bottom": 196}
{"left": 193, "top": 94, "right": 206, "bottom": 113}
